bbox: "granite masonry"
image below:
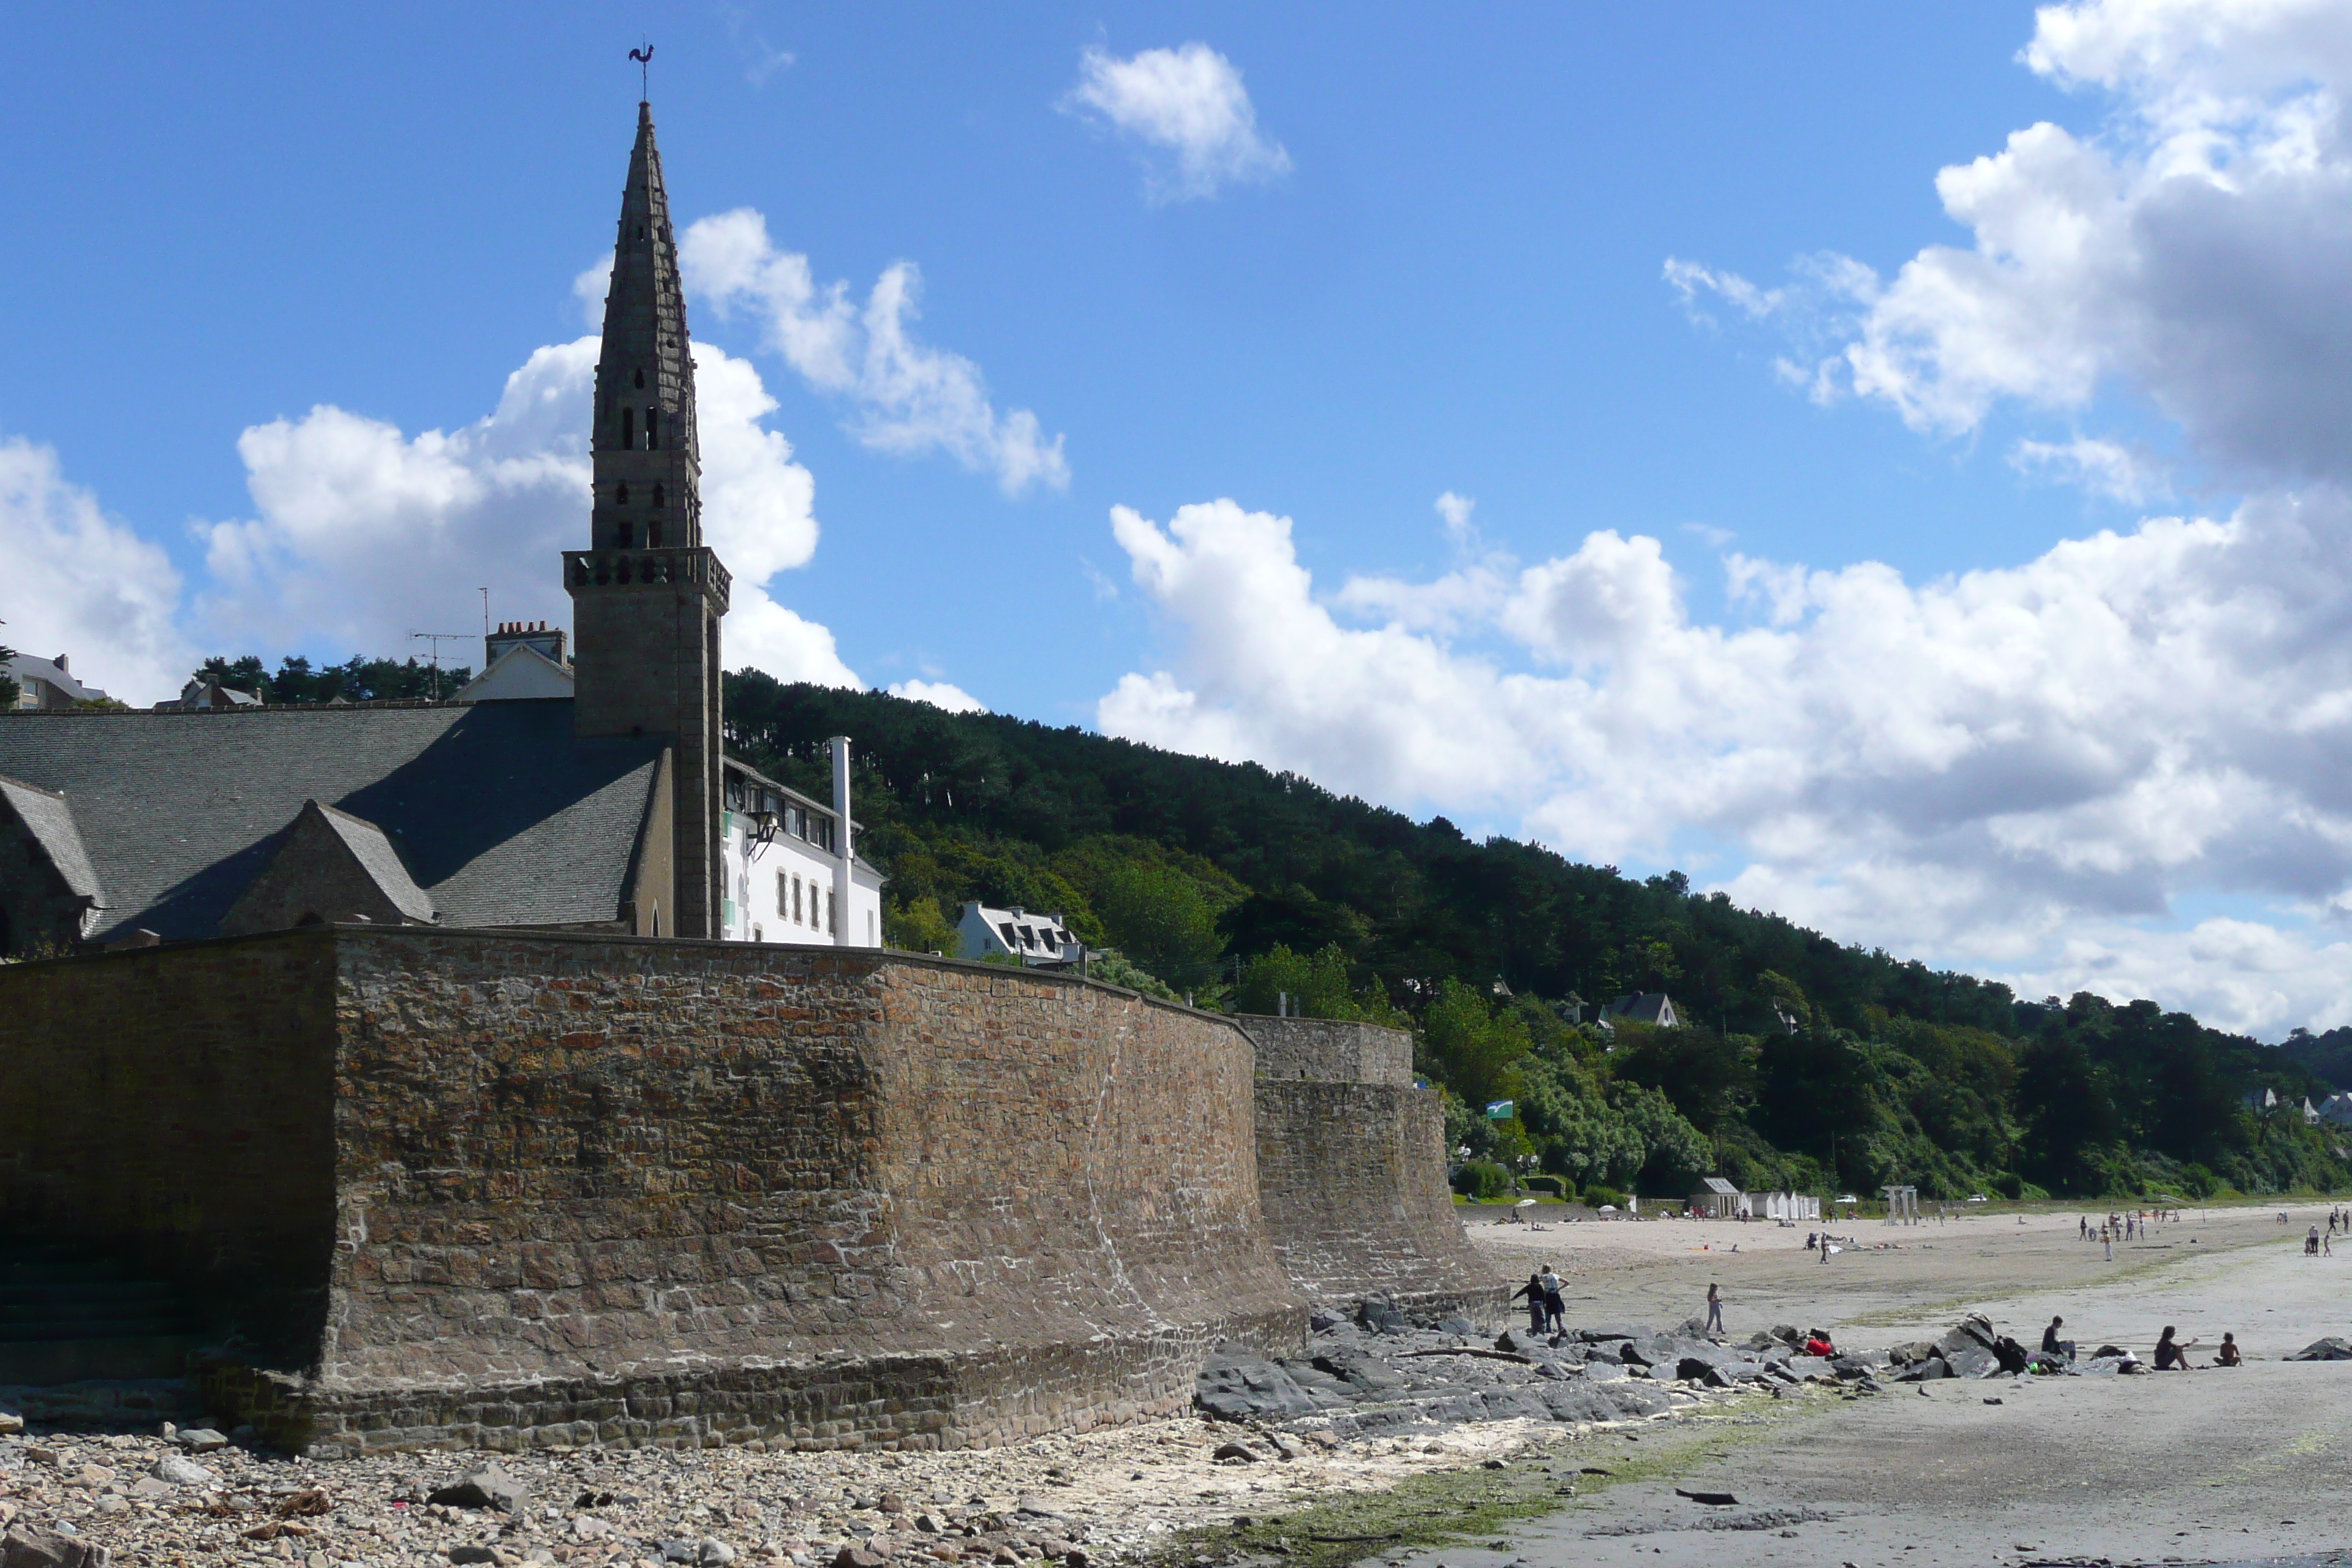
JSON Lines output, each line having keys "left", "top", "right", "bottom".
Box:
{"left": 1237, "top": 1016, "right": 1502, "bottom": 1322}
{"left": 1, "top": 930, "right": 1490, "bottom": 1456}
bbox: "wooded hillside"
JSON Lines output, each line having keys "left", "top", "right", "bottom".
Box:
{"left": 726, "top": 674, "right": 2351, "bottom": 1205}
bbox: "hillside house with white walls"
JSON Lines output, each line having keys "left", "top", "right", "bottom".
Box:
{"left": 956, "top": 902, "right": 1083, "bottom": 968}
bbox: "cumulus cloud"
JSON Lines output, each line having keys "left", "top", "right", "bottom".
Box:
{"left": 1680, "top": 0, "right": 2352, "bottom": 488}
{"left": 1063, "top": 43, "right": 1292, "bottom": 203}
{"left": 678, "top": 210, "right": 1069, "bottom": 496}
{"left": 0, "top": 437, "right": 191, "bottom": 704}
{"left": 1098, "top": 486, "right": 2352, "bottom": 1036}
{"left": 886, "top": 679, "right": 987, "bottom": 714}
{"left": 197, "top": 336, "right": 859, "bottom": 689}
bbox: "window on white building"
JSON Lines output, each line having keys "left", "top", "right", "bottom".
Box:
{"left": 828, "top": 890, "right": 837, "bottom": 935}
{"left": 777, "top": 870, "right": 788, "bottom": 918}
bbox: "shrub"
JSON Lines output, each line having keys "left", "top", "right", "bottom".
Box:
{"left": 1582, "top": 1183, "right": 1625, "bottom": 1210}
{"left": 1520, "top": 1175, "right": 1567, "bottom": 1198}
{"left": 1452, "top": 1159, "right": 1512, "bottom": 1199}
{"left": 1989, "top": 1172, "right": 2024, "bottom": 1200}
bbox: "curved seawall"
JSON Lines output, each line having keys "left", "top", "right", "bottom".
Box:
{"left": 1239, "top": 1017, "right": 1504, "bottom": 1324}
{"left": 3, "top": 930, "right": 1307, "bottom": 1454}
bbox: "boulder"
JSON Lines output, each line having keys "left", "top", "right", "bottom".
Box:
{"left": 429, "top": 1462, "right": 531, "bottom": 1515}
{"left": 149, "top": 1455, "right": 216, "bottom": 1487}
{"left": 2289, "top": 1337, "right": 2352, "bottom": 1361}
{"left": 174, "top": 1429, "right": 230, "bottom": 1454}
{"left": 1195, "top": 1346, "right": 1321, "bottom": 1423}
{"left": 1886, "top": 1341, "right": 1937, "bottom": 1368}
{"left": 1308, "top": 1345, "right": 1405, "bottom": 1395}
{"left": 1578, "top": 1324, "right": 1651, "bottom": 1343}
{"left": 1, "top": 1527, "right": 111, "bottom": 1568}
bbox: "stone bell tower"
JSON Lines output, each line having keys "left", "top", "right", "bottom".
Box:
{"left": 568, "top": 99, "right": 730, "bottom": 940}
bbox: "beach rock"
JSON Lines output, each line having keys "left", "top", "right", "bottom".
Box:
{"left": 1195, "top": 1346, "right": 1321, "bottom": 1423}
{"left": 429, "top": 1462, "right": 531, "bottom": 1515}
{"left": 2289, "top": 1337, "right": 2352, "bottom": 1360}
{"left": 175, "top": 1429, "right": 229, "bottom": 1453}
{"left": 150, "top": 1455, "right": 215, "bottom": 1487}
{"left": 1, "top": 1525, "right": 111, "bottom": 1568}
{"left": 1579, "top": 1324, "right": 1650, "bottom": 1343}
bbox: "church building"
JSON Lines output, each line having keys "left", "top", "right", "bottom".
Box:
{"left": 0, "top": 99, "right": 883, "bottom": 956}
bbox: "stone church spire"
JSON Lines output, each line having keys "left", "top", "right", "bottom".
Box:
{"left": 590, "top": 100, "right": 701, "bottom": 551}
{"left": 568, "top": 97, "right": 730, "bottom": 941}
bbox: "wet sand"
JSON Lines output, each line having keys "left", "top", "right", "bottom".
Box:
{"left": 1417, "top": 1203, "right": 2352, "bottom": 1568}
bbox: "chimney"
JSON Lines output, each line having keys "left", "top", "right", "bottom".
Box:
{"left": 830, "top": 736, "right": 854, "bottom": 947}
{"left": 52, "top": 655, "right": 68, "bottom": 674}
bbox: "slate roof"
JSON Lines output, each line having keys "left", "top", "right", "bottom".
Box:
{"left": 0, "top": 775, "right": 106, "bottom": 908}
{"left": 0, "top": 699, "right": 663, "bottom": 941}
{"left": 312, "top": 800, "right": 439, "bottom": 924}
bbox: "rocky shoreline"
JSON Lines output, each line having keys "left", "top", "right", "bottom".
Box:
{"left": 0, "top": 1303, "right": 1896, "bottom": 1568}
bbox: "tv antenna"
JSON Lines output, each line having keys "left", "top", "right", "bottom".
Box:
{"left": 630, "top": 42, "right": 654, "bottom": 99}
{"left": 410, "top": 631, "right": 472, "bottom": 701}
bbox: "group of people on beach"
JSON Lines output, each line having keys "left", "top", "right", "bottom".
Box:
{"left": 2041, "top": 1313, "right": 2242, "bottom": 1369}
{"left": 2081, "top": 1208, "right": 2180, "bottom": 1245}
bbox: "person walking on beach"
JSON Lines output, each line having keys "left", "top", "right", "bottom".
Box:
{"left": 1705, "top": 1282, "right": 1725, "bottom": 1335}
{"left": 2103, "top": 1225, "right": 2114, "bottom": 1261}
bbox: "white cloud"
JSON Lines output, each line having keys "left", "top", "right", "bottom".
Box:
{"left": 1435, "top": 491, "right": 1477, "bottom": 541}
{"left": 197, "top": 336, "right": 859, "bottom": 689}
{"left": 1096, "top": 481, "right": 2352, "bottom": 1038}
{"left": 679, "top": 209, "right": 1069, "bottom": 496}
{"left": 0, "top": 437, "right": 190, "bottom": 704}
{"left": 886, "top": 679, "right": 987, "bottom": 714}
{"left": 1063, "top": 43, "right": 1292, "bottom": 203}
{"left": 1681, "top": 0, "right": 2352, "bottom": 488}
{"left": 2010, "top": 434, "right": 2174, "bottom": 503}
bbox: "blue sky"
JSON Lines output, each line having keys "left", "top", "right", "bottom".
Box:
{"left": 11, "top": 1, "right": 2352, "bottom": 1036}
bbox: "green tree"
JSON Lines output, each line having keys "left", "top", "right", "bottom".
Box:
{"left": 1094, "top": 862, "right": 1225, "bottom": 981}
{"left": 0, "top": 636, "right": 18, "bottom": 709}
{"left": 1421, "top": 978, "right": 1530, "bottom": 1113}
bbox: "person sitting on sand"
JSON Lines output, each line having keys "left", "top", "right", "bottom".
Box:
{"left": 2042, "top": 1315, "right": 2075, "bottom": 1360}
{"left": 2153, "top": 1325, "right": 2193, "bottom": 1370}
{"left": 2216, "top": 1333, "right": 2242, "bottom": 1367}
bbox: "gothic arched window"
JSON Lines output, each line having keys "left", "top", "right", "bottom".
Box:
{"left": 647, "top": 408, "right": 660, "bottom": 450}
{"left": 633, "top": 367, "right": 645, "bottom": 389}
{"left": 616, "top": 483, "right": 630, "bottom": 505}
{"left": 652, "top": 483, "right": 664, "bottom": 508}
{"left": 620, "top": 407, "right": 634, "bottom": 448}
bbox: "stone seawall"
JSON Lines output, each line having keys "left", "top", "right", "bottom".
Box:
{"left": 1237, "top": 1017, "right": 1503, "bottom": 1326}
{"left": 0, "top": 930, "right": 1306, "bottom": 1454}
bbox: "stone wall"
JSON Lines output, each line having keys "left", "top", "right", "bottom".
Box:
{"left": 0, "top": 935, "right": 339, "bottom": 1359}
{"left": 1236, "top": 1015, "right": 1414, "bottom": 1087}
{"left": 1237, "top": 1017, "right": 1501, "bottom": 1325}
{"left": 0, "top": 930, "right": 1304, "bottom": 1455}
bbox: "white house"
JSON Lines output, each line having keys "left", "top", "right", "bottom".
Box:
{"left": 718, "top": 740, "right": 886, "bottom": 949}
{"left": 956, "top": 902, "right": 1084, "bottom": 968}
{"left": 1603, "top": 992, "right": 1681, "bottom": 1028}
{"left": 459, "top": 622, "right": 575, "bottom": 703}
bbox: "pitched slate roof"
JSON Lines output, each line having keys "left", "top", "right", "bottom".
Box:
{"left": 0, "top": 699, "right": 662, "bottom": 941}
{"left": 0, "top": 774, "right": 105, "bottom": 908}
{"left": 311, "top": 800, "right": 439, "bottom": 924}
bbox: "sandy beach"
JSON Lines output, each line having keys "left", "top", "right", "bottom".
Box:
{"left": 1424, "top": 1202, "right": 2352, "bottom": 1568}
